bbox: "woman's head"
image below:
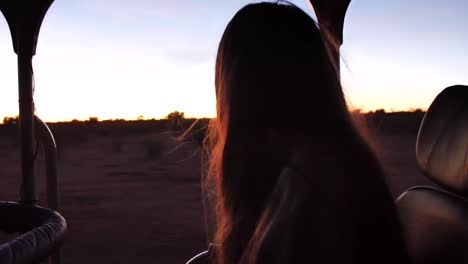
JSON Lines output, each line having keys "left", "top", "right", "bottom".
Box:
{"left": 214, "top": 1, "right": 346, "bottom": 140}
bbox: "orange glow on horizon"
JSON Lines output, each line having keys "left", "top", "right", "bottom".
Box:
{"left": 0, "top": 105, "right": 429, "bottom": 124}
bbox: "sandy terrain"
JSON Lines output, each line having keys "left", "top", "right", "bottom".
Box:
{"left": 0, "top": 125, "right": 433, "bottom": 263}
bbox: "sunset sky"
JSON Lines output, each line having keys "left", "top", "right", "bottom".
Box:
{"left": 0, "top": 0, "right": 467, "bottom": 122}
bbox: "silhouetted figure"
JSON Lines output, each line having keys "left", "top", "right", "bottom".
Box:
{"left": 199, "top": 2, "right": 411, "bottom": 264}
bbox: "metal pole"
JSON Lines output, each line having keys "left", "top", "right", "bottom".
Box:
{"left": 18, "top": 53, "right": 36, "bottom": 205}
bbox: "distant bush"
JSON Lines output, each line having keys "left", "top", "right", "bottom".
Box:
{"left": 88, "top": 117, "right": 99, "bottom": 123}
{"left": 166, "top": 111, "right": 185, "bottom": 130}
{"left": 143, "top": 138, "right": 164, "bottom": 159}
{"left": 166, "top": 111, "right": 185, "bottom": 121}
{"left": 3, "top": 116, "right": 18, "bottom": 126}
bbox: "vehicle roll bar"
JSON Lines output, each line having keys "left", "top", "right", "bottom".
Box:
{"left": 35, "top": 116, "right": 59, "bottom": 211}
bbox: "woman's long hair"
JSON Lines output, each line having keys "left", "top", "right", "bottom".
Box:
{"left": 204, "top": 2, "right": 410, "bottom": 263}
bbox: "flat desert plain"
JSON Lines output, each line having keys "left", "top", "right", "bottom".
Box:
{"left": 0, "top": 116, "right": 433, "bottom": 263}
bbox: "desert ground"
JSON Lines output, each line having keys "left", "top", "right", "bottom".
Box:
{"left": 0, "top": 112, "right": 432, "bottom": 264}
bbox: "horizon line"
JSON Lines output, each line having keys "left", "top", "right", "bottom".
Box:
{"left": 0, "top": 108, "right": 427, "bottom": 124}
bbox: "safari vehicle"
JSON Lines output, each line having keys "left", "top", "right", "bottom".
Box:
{"left": 0, "top": 0, "right": 466, "bottom": 264}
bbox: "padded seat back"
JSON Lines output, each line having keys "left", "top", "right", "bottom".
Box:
{"left": 396, "top": 85, "right": 468, "bottom": 264}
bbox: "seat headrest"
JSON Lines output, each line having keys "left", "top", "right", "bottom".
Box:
{"left": 416, "top": 85, "right": 468, "bottom": 195}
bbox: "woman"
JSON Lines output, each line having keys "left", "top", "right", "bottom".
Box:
{"left": 202, "top": 2, "right": 410, "bottom": 263}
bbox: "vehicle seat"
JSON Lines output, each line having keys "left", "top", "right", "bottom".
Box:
{"left": 0, "top": 202, "right": 67, "bottom": 264}
{"left": 186, "top": 243, "right": 216, "bottom": 264}
{"left": 396, "top": 85, "right": 468, "bottom": 264}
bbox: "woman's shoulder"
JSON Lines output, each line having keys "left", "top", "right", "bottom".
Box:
{"left": 252, "top": 165, "right": 312, "bottom": 263}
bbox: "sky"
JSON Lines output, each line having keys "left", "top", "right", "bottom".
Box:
{"left": 0, "top": 0, "right": 467, "bottom": 122}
